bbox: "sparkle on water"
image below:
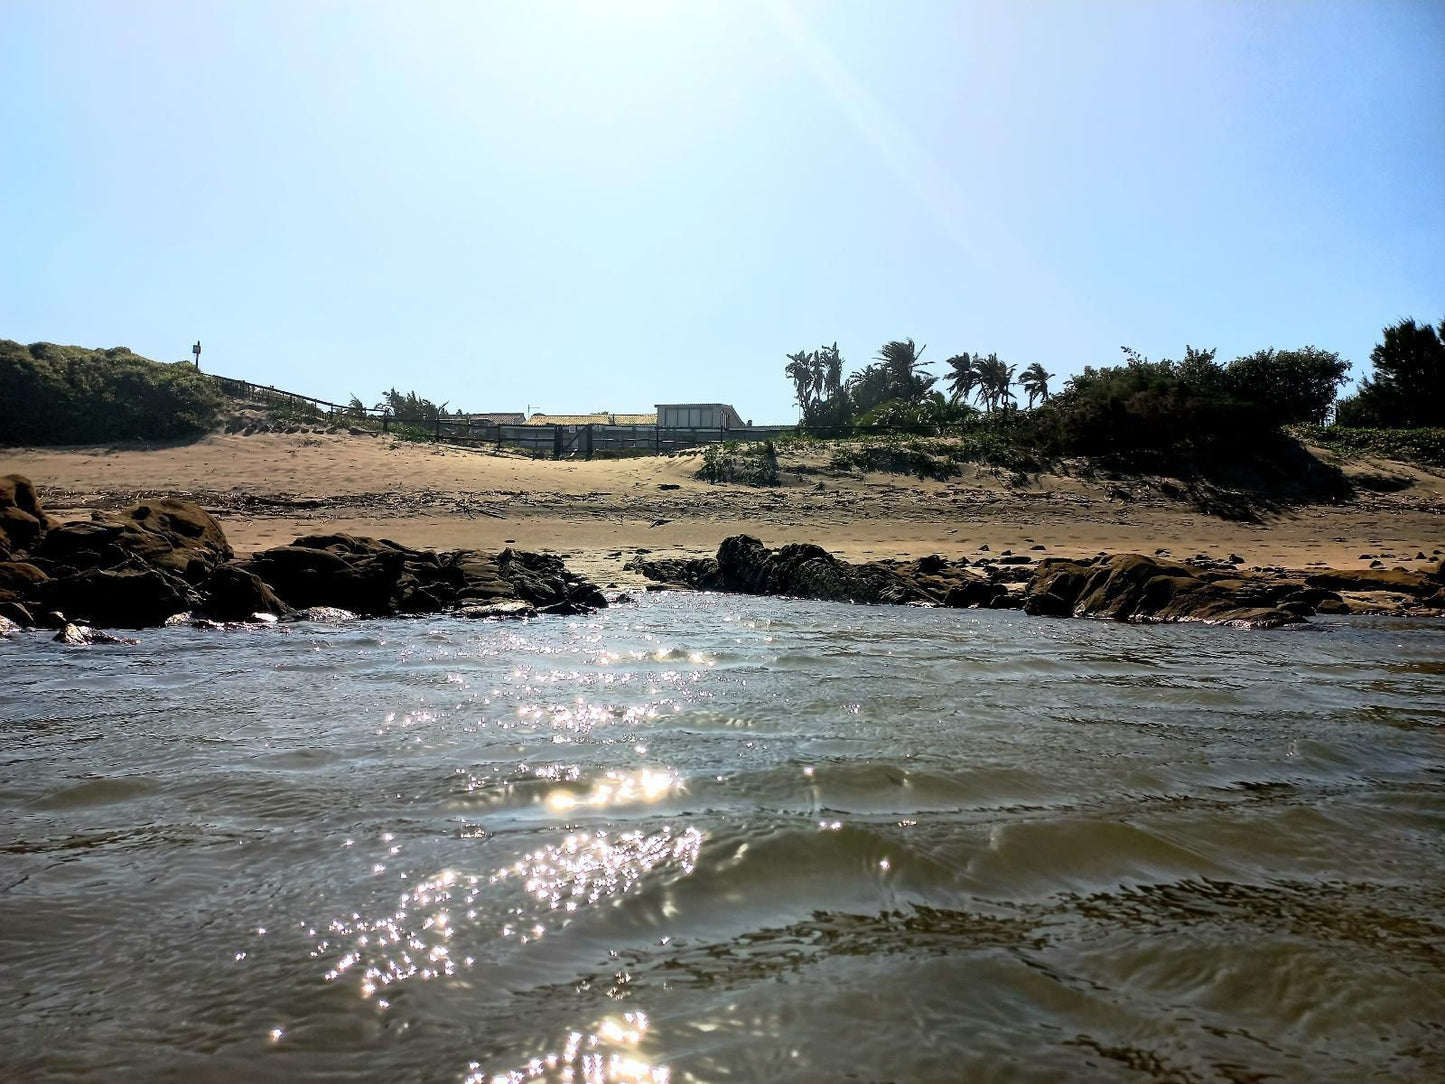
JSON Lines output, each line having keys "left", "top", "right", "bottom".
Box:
{"left": 1, "top": 593, "right": 1443, "bottom": 1082}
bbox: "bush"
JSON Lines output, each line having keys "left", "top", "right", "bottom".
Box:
{"left": 696, "top": 440, "right": 780, "bottom": 485}
{"left": 0, "top": 340, "right": 223, "bottom": 445}
{"left": 1293, "top": 425, "right": 1445, "bottom": 468}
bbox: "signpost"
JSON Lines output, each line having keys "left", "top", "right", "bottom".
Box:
{"left": 192, "top": 341, "right": 201, "bottom": 370}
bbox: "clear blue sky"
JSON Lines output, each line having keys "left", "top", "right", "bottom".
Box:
{"left": 3, "top": 0, "right": 1442, "bottom": 422}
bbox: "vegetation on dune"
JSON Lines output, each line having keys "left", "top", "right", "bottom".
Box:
{"left": 1294, "top": 425, "right": 1445, "bottom": 469}
{"left": 0, "top": 339, "right": 223, "bottom": 445}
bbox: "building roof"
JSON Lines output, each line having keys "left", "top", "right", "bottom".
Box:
{"left": 457, "top": 412, "right": 526, "bottom": 424}
{"left": 522, "top": 412, "right": 658, "bottom": 426}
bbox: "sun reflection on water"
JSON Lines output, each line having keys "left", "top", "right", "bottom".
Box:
{"left": 464, "top": 1011, "right": 669, "bottom": 1084}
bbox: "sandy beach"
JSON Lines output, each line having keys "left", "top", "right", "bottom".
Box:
{"left": 4, "top": 429, "right": 1443, "bottom": 589}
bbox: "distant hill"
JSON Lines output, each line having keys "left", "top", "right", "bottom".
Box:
{"left": 0, "top": 340, "right": 223, "bottom": 446}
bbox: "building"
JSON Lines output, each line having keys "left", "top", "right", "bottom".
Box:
{"left": 456, "top": 412, "right": 526, "bottom": 425}
{"left": 655, "top": 403, "right": 747, "bottom": 430}
{"left": 522, "top": 411, "right": 657, "bottom": 426}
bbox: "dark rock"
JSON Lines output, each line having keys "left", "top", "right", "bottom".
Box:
{"left": 1305, "top": 568, "right": 1433, "bottom": 596}
{"left": 35, "top": 610, "right": 67, "bottom": 630}
{"left": 1023, "top": 554, "right": 1302, "bottom": 628}
{"left": 38, "top": 498, "right": 232, "bottom": 584}
{"left": 0, "top": 560, "right": 48, "bottom": 602}
{"left": 0, "top": 601, "right": 34, "bottom": 627}
{"left": 37, "top": 567, "right": 194, "bottom": 628}
{"left": 245, "top": 534, "right": 605, "bottom": 618}
{"left": 1022, "top": 591, "right": 1071, "bottom": 617}
{"left": 53, "top": 623, "right": 135, "bottom": 645}
{"left": 627, "top": 535, "right": 937, "bottom": 605}
{"left": 658, "top": 483, "right": 680, "bottom": 490}
{"left": 458, "top": 599, "right": 536, "bottom": 619}
{"left": 1313, "top": 597, "right": 1351, "bottom": 615}
{"left": 0, "top": 474, "right": 53, "bottom": 557}
{"left": 201, "top": 563, "right": 292, "bottom": 621}
{"left": 995, "top": 555, "right": 1033, "bottom": 565}
{"left": 942, "top": 580, "right": 1005, "bottom": 608}
{"left": 988, "top": 592, "right": 1023, "bottom": 609}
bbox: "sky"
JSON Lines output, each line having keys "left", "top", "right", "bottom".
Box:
{"left": 2, "top": 0, "right": 1442, "bottom": 422}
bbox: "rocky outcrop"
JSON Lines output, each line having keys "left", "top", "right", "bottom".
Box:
{"left": 1023, "top": 554, "right": 1306, "bottom": 628}
{"left": 0, "top": 474, "right": 52, "bottom": 558}
{"left": 626, "top": 535, "right": 1002, "bottom": 607}
{"left": 243, "top": 535, "right": 605, "bottom": 617}
{"left": 0, "top": 479, "right": 605, "bottom": 630}
{"left": 38, "top": 498, "right": 232, "bottom": 584}
{"left": 37, "top": 566, "right": 196, "bottom": 628}
{"left": 201, "top": 563, "right": 292, "bottom": 621}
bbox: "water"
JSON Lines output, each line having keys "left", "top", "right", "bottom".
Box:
{"left": 2, "top": 595, "right": 1443, "bottom": 1082}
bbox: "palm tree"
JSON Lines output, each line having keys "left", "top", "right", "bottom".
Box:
{"left": 975, "top": 354, "right": 1016, "bottom": 412}
{"left": 785, "top": 350, "right": 814, "bottom": 418}
{"left": 1019, "top": 363, "right": 1054, "bottom": 408}
{"left": 822, "top": 342, "right": 843, "bottom": 399}
{"left": 944, "top": 354, "right": 979, "bottom": 405}
{"left": 875, "top": 339, "right": 935, "bottom": 402}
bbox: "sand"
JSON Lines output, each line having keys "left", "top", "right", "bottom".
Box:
{"left": 4, "top": 430, "right": 1442, "bottom": 588}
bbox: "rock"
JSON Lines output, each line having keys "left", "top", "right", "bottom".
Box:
{"left": 201, "top": 563, "right": 292, "bottom": 621}
{"left": 0, "top": 474, "right": 53, "bottom": 557}
{"left": 245, "top": 534, "right": 605, "bottom": 617}
{"left": 1304, "top": 568, "right": 1434, "bottom": 596}
{"left": 627, "top": 535, "right": 943, "bottom": 606}
{"left": 1022, "top": 591, "right": 1071, "bottom": 617}
{"left": 35, "top": 610, "right": 67, "bottom": 630}
{"left": 0, "top": 601, "right": 34, "bottom": 627}
{"left": 289, "top": 606, "right": 359, "bottom": 622}
{"left": 37, "top": 567, "right": 194, "bottom": 628}
{"left": 458, "top": 599, "right": 537, "bottom": 619}
{"left": 942, "top": 580, "right": 1005, "bottom": 609}
{"left": 0, "top": 560, "right": 48, "bottom": 602}
{"left": 38, "top": 498, "right": 232, "bottom": 584}
{"left": 0, "top": 614, "right": 20, "bottom": 637}
{"left": 1023, "top": 554, "right": 1302, "bottom": 628}
{"left": 53, "top": 623, "right": 135, "bottom": 645}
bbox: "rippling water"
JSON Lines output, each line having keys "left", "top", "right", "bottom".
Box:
{"left": 3, "top": 595, "right": 1444, "bottom": 1082}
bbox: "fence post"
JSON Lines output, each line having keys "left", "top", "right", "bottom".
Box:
{"left": 553, "top": 425, "right": 563, "bottom": 459}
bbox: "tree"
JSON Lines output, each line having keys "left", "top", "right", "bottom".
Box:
{"left": 875, "top": 339, "right": 936, "bottom": 402}
{"left": 1019, "top": 363, "right": 1054, "bottom": 408}
{"left": 974, "top": 353, "right": 1016, "bottom": 412}
{"left": 785, "top": 350, "right": 814, "bottom": 419}
{"left": 944, "top": 354, "right": 979, "bottom": 405}
{"left": 1224, "top": 346, "right": 1349, "bottom": 426}
{"left": 1336, "top": 317, "right": 1444, "bottom": 427}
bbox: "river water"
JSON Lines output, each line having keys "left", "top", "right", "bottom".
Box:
{"left": 2, "top": 594, "right": 1443, "bottom": 1082}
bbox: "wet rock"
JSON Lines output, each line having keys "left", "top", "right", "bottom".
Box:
{"left": 35, "top": 610, "right": 67, "bottom": 630}
{"left": 289, "top": 606, "right": 359, "bottom": 622}
{"left": 1022, "top": 591, "right": 1071, "bottom": 617}
{"left": 201, "top": 563, "right": 293, "bottom": 621}
{"left": 0, "top": 614, "right": 20, "bottom": 637}
{"left": 0, "top": 600, "right": 34, "bottom": 627}
{"left": 1024, "top": 554, "right": 1303, "bottom": 628}
{"left": 458, "top": 599, "right": 537, "bottom": 619}
{"left": 628, "top": 536, "right": 949, "bottom": 606}
{"left": 245, "top": 534, "right": 605, "bottom": 617}
{"left": 37, "top": 566, "right": 194, "bottom": 628}
{"left": 53, "top": 622, "right": 135, "bottom": 645}
{"left": 942, "top": 581, "right": 1005, "bottom": 609}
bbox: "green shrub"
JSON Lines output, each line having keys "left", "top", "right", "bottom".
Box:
{"left": 1293, "top": 425, "right": 1445, "bottom": 468}
{"left": 0, "top": 340, "right": 223, "bottom": 445}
